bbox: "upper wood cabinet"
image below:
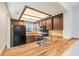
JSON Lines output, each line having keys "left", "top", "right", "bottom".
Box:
{"left": 40, "top": 20, "right": 46, "bottom": 26}
{"left": 11, "top": 19, "right": 24, "bottom": 25}
{"left": 46, "top": 18, "right": 52, "bottom": 30}
{"left": 37, "top": 13, "right": 63, "bottom": 30}
{"left": 53, "top": 14, "right": 63, "bottom": 30}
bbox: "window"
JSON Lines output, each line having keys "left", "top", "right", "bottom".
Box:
{"left": 24, "top": 22, "right": 33, "bottom": 32}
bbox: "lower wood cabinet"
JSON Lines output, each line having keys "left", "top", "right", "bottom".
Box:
{"left": 26, "top": 35, "right": 36, "bottom": 43}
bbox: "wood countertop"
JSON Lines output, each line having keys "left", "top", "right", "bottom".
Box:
{"left": 4, "top": 37, "right": 76, "bottom": 56}
{"left": 26, "top": 32, "right": 42, "bottom": 36}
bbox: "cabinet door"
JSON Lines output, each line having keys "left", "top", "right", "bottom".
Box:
{"left": 26, "top": 36, "right": 36, "bottom": 43}
{"left": 46, "top": 18, "right": 52, "bottom": 30}
{"left": 40, "top": 20, "right": 46, "bottom": 26}
{"left": 53, "top": 15, "right": 63, "bottom": 30}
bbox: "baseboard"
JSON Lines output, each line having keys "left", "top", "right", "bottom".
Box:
{"left": 0, "top": 45, "right": 6, "bottom": 56}
{"left": 64, "top": 37, "right": 79, "bottom": 40}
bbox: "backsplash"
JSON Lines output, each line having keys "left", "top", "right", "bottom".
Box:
{"left": 49, "top": 30, "right": 63, "bottom": 37}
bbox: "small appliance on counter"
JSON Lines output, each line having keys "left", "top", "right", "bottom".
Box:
{"left": 39, "top": 26, "right": 49, "bottom": 36}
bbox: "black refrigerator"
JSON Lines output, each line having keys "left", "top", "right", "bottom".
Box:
{"left": 11, "top": 25, "right": 26, "bottom": 47}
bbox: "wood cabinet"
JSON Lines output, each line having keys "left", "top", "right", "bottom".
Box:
{"left": 36, "top": 13, "right": 63, "bottom": 31}
{"left": 53, "top": 14, "right": 63, "bottom": 30}
{"left": 11, "top": 20, "right": 24, "bottom": 25}
{"left": 26, "top": 35, "right": 36, "bottom": 43}
{"left": 39, "top": 18, "right": 52, "bottom": 30}
{"left": 40, "top": 20, "right": 46, "bottom": 26}
{"left": 46, "top": 18, "right": 52, "bottom": 30}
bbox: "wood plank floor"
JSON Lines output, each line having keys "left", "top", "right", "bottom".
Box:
{"left": 3, "top": 37, "right": 76, "bottom": 56}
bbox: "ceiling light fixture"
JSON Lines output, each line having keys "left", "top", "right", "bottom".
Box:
{"left": 20, "top": 6, "right": 51, "bottom": 22}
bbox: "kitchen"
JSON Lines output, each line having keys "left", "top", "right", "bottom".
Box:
{"left": 3, "top": 2, "right": 74, "bottom": 56}
{"left": 10, "top": 5, "right": 63, "bottom": 47}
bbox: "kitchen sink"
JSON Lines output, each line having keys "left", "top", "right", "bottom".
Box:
{"left": 36, "top": 40, "right": 50, "bottom": 46}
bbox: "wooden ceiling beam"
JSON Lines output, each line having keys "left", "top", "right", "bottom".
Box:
{"left": 19, "top": 6, "right": 26, "bottom": 20}
{"left": 19, "top": 5, "right": 52, "bottom": 20}
{"left": 25, "top": 6, "right": 52, "bottom": 16}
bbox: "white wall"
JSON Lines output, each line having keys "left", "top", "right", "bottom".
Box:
{"left": 60, "top": 3, "right": 79, "bottom": 39}
{"left": 0, "top": 2, "right": 7, "bottom": 54}
{"left": 6, "top": 4, "right": 11, "bottom": 48}
{"left": 65, "top": 5, "right": 79, "bottom": 39}
{"left": 72, "top": 6, "right": 79, "bottom": 38}
{"left": 63, "top": 8, "right": 74, "bottom": 39}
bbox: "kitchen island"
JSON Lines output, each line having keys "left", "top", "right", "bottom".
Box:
{"left": 4, "top": 36, "right": 75, "bottom": 56}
